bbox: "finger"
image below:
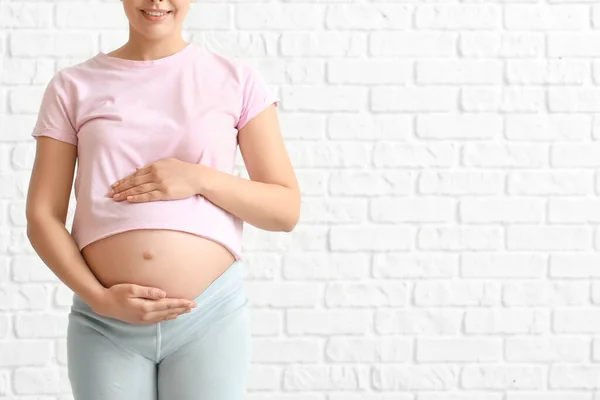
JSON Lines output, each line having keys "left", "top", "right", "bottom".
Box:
{"left": 110, "top": 175, "right": 131, "bottom": 190}
{"left": 129, "top": 284, "right": 166, "bottom": 299}
{"left": 157, "top": 298, "right": 197, "bottom": 309}
{"left": 110, "top": 170, "right": 139, "bottom": 190}
{"left": 140, "top": 298, "right": 196, "bottom": 313}
{"left": 112, "top": 174, "right": 155, "bottom": 197}
{"left": 145, "top": 307, "right": 191, "bottom": 322}
{"left": 159, "top": 312, "right": 183, "bottom": 323}
{"left": 113, "top": 182, "right": 159, "bottom": 201}
{"left": 158, "top": 312, "right": 181, "bottom": 322}
{"left": 127, "top": 190, "right": 163, "bottom": 203}
{"left": 134, "top": 165, "right": 153, "bottom": 176}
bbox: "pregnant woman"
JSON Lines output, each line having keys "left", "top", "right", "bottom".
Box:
{"left": 24, "top": 0, "right": 300, "bottom": 399}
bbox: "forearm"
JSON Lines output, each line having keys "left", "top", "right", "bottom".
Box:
{"left": 195, "top": 165, "right": 300, "bottom": 232}
{"left": 26, "top": 216, "right": 107, "bottom": 307}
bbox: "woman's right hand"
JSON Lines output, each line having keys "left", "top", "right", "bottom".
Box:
{"left": 90, "top": 283, "right": 197, "bottom": 324}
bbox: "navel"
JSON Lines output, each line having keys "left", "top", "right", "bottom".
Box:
{"left": 142, "top": 250, "right": 154, "bottom": 261}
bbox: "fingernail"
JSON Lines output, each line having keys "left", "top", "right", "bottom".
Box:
{"left": 191, "top": 303, "right": 197, "bottom": 308}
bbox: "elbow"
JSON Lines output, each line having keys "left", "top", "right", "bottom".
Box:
{"left": 280, "top": 189, "right": 301, "bottom": 232}
{"left": 26, "top": 218, "right": 44, "bottom": 244}
{"left": 26, "top": 213, "right": 44, "bottom": 235}
{"left": 281, "top": 215, "right": 299, "bottom": 233}
{"left": 26, "top": 212, "right": 48, "bottom": 227}
{"left": 26, "top": 216, "right": 49, "bottom": 239}
{"left": 26, "top": 199, "right": 46, "bottom": 226}
{"left": 26, "top": 199, "right": 67, "bottom": 228}
{"left": 26, "top": 211, "right": 65, "bottom": 236}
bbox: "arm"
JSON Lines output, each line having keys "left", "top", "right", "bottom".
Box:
{"left": 27, "top": 137, "right": 194, "bottom": 322}
{"left": 194, "top": 104, "right": 301, "bottom": 232}
{"left": 108, "top": 63, "right": 300, "bottom": 231}
{"left": 26, "top": 136, "right": 107, "bottom": 307}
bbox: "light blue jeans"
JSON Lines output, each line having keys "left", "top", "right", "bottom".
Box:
{"left": 67, "top": 260, "right": 250, "bottom": 399}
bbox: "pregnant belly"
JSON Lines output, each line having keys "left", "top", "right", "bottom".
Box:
{"left": 81, "top": 229, "right": 236, "bottom": 301}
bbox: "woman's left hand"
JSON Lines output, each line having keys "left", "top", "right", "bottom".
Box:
{"left": 109, "top": 157, "right": 200, "bottom": 203}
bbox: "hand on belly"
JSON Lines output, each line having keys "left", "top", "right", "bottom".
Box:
{"left": 91, "top": 282, "right": 198, "bottom": 324}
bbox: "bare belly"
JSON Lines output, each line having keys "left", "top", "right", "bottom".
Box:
{"left": 81, "top": 229, "right": 236, "bottom": 301}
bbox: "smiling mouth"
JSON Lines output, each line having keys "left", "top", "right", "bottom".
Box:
{"left": 141, "top": 10, "right": 172, "bottom": 17}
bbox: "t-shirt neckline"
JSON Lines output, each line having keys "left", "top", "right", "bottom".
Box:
{"left": 95, "top": 43, "right": 195, "bottom": 69}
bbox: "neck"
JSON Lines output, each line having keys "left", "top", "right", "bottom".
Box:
{"left": 116, "top": 32, "right": 189, "bottom": 61}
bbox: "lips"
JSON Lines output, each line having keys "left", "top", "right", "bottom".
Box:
{"left": 140, "top": 9, "right": 172, "bottom": 21}
{"left": 142, "top": 9, "right": 171, "bottom": 13}
{"left": 141, "top": 9, "right": 172, "bottom": 16}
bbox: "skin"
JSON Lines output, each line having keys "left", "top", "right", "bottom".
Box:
{"left": 26, "top": 0, "right": 300, "bottom": 325}
{"left": 110, "top": 0, "right": 195, "bottom": 62}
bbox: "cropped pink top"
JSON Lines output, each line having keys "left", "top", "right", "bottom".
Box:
{"left": 31, "top": 43, "right": 280, "bottom": 261}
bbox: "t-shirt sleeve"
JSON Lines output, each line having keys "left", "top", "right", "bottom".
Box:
{"left": 236, "top": 62, "right": 279, "bottom": 131}
{"left": 31, "top": 71, "right": 78, "bottom": 146}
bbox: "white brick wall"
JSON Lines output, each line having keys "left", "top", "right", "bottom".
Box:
{"left": 2, "top": 0, "right": 600, "bottom": 399}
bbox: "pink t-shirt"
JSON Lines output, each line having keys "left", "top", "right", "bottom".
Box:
{"left": 31, "top": 43, "right": 280, "bottom": 261}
